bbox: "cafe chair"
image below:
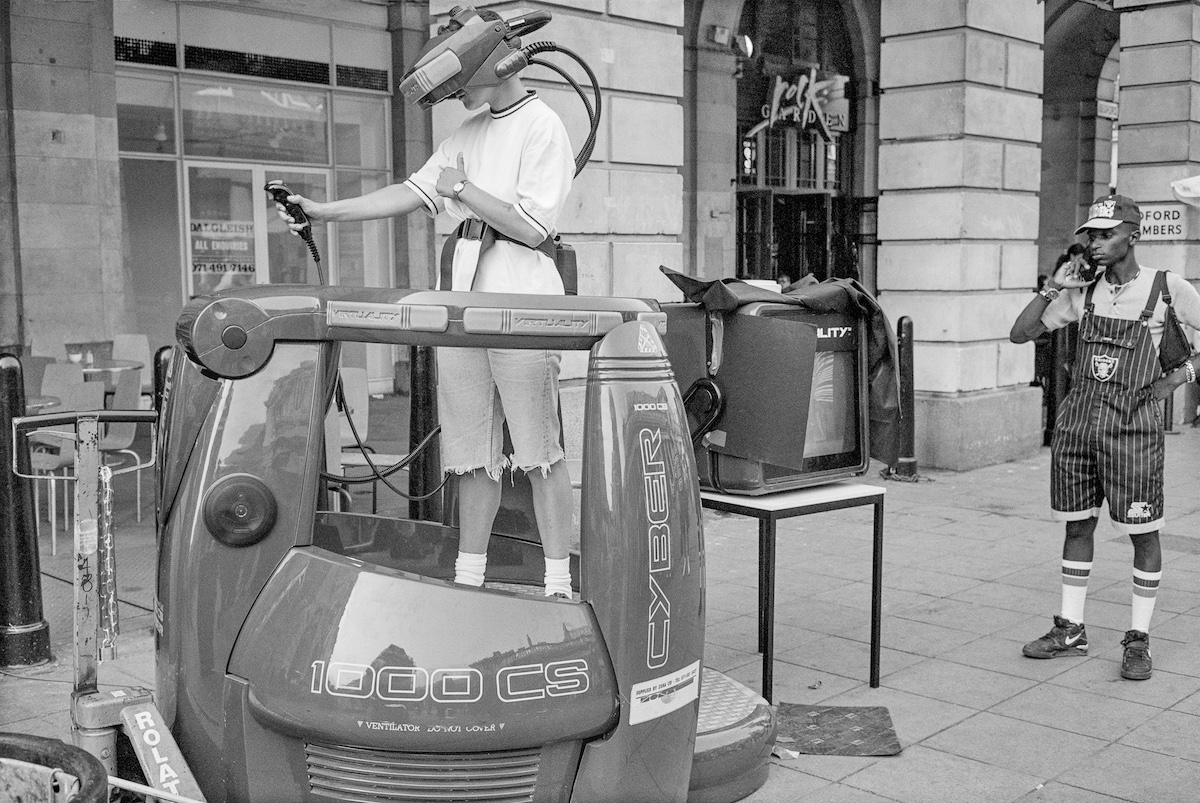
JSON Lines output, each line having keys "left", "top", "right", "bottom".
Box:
{"left": 29, "top": 380, "right": 106, "bottom": 556}
{"left": 39, "top": 361, "right": 85, "bottom": 403}
{"left": 20, "top": 355, "right": 54, "bottom": 399}
{"left": 99, "top": 367, "right": 149, "bottom": 522}
{"left": 112, "top": 333, "right": 154, "bottom": 400}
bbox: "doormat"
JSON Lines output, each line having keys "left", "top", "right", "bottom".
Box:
{"left": 774, "top": 703, "right": 901, "bottom": 756}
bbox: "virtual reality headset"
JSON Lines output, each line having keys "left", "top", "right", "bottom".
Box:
{"left": 398, "top": 6, "right": 550, "bottom": 109}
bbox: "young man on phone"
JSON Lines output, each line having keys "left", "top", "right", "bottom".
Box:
{"left": 1010, "top": 194, "right": 1200, "bottom": 680}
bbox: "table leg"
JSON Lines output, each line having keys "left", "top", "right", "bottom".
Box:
{"left": 870, "top": 498, "right": 883, "bottom": 688}
{"left": 760, "top": 517, "right": 775, "bottom": 704}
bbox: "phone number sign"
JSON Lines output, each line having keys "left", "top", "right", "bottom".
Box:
{"left": 1139, "top": 203, "right": 1191, "bottom": 241}
{"left": 192, "top": 220, "right": 255, "bottom": 273}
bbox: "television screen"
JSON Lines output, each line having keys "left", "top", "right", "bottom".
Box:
{"left": 662, "top": 302, "right": 869, "bottom": 494}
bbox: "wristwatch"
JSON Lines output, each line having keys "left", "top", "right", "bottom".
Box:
{"left": 1038, "top": 285, "right": 1060, "bottom": 302}
{"left": 452, "top": 179, "right": 470, "bottom": 199}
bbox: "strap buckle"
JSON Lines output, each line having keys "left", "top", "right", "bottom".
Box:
{"left": 459, "top": 218, "right": 488, "bottom": 240}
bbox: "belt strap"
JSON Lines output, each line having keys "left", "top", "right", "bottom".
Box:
{"left": 439, "top": 219, "right": 556, "bottom": 291}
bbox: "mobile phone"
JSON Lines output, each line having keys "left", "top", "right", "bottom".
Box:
{"left": 1077, "top": 253, "right": 1100, "bottom": 283}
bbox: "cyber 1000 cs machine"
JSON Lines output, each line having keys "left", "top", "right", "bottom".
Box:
{"left": 155, "top": 285, "right": 775, "bottom": 803}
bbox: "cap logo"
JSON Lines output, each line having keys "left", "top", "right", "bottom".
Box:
{"left": 1090, "top": 199, "right": 1116, "bottom": 220}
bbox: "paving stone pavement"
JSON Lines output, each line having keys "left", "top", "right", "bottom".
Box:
{"left": 3, "top": 403, "right": 1200, "bottom": 803}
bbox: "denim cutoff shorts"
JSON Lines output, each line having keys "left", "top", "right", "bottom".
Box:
{"left": 435, "top": 347, "right": 564, "bottom": 478}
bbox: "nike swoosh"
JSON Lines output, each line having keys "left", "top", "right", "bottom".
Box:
{"left": 1065, "top": 632, "right": 1083, "bottom": 646}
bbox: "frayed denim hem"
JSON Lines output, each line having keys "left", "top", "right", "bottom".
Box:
{"left": 444, "top": 457, "right": 509, "bottom": 483}
{"left": 512, "top": 452, "right": 566, "bottom": 480}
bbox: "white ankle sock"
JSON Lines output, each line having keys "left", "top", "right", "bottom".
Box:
{"left": 544, "top": 556, "right": 572, "bottom": 597}
{"left": 1061, "top": 559, "right": 1092, "bottom": 624}
{"left": 1131, "top": 567, "right": 1162, "bottom": 633}
{"left": 454, "top": 551, "right": 487, "bottom": 587}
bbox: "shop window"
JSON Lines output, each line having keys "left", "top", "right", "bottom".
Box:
{"left": 764, "top": 128, "right": 787, "bottom": 188}
{"left": 117, "top": 75, "right": 177, "bottom": 155}
{"left": 336, "top": 172, "right": 392, "bottom": 289}
{"left": 334, "top": 96, "right": 388, "bottom": 170}
{"left": 181, "top": 78, "right": 328, "bottom": 164}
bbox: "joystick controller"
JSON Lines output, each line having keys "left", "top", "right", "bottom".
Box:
{"left": 264, "top": 180, "right": 324, "bottom": 283}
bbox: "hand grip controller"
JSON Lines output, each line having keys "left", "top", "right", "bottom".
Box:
{"left": 264, "top": 180, "right": 324, "bottom": 282}
{"left": 264, "top": 180, "right": 310, "bottom": 232}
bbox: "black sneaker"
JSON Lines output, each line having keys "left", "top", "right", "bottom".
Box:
{"left": 1120, "top": 630, "right": 1152, "bottom": 680}
{"left": 1023, "top": 615, "right": 1088, "bottom": 658}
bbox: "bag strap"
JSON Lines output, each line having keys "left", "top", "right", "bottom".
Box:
{"left": 1141, "top": 269, "right": 1167, "bottom": 322}
{"left": 439, "top": 220, "right": 556, "bottom": 290}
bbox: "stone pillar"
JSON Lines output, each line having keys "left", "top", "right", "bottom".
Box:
{"left": 1115, "top": 1, "right": 1200, "bottom": 279}
{"left": 0, "top": 0, "right": 23, "bottom": 350}
{"left": 684, "top": 4, "right": 740, "bottom": 283}
{"left": 389, "top": 0, "right": 435, "bottom": 291}
{"left": 7, "top": 1, "right": 126, "bottom": 350}
{"left": 1116, "top": 0, "right": 1200, "bottom": 424}
{"left": 875, "top": 0, "right": 1045, "bottom": 470}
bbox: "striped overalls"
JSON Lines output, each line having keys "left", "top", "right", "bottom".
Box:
{"left": 1050, "top": 277, "right": 1165, "bottom": 534}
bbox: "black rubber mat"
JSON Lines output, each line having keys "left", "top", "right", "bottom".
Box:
{"left": 773, "top": 703, "right": 901, "bottom": 756}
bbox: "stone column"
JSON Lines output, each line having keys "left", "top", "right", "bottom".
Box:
{"left": 0, "top": 0, "right": 23, "bottom": 350}
{"left": 7, "top": 0, "right": 126, "bottom": 349}
{"left": 1115, "top": 1, "right": 1200, "bottom": 278}
{"left": 876, "top": 0, "right": 1045, "bottom": 470}
{"left": 1116, "top": 0, "right": 1200, "bottom": 423}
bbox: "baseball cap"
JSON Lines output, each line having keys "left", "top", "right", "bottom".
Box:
{"left": 1074, "top": 194, "right": 1141, "bottom": 234}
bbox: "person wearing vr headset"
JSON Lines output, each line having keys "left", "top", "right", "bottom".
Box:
{"left": 276, "top": 7, "right": 577, "bottom": 597}
{"left": 1010, "top": 194, "right": 1200, "bottom": 680}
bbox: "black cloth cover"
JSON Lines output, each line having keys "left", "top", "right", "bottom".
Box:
{"left": 659, "top": 266, "right": 902, "bottom": 466}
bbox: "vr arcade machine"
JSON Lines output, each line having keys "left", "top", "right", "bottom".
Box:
{"left": 156, "top": 286, "right": 775, "bottom": 803}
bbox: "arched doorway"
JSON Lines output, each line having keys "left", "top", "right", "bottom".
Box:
{"left": 1039, "top": 1, "right": 1120, "bottom": 280}
{"left": 684, "top": 0, "right": 878, "bottom": 289}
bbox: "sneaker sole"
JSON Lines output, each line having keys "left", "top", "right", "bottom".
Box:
{"left": 1120, "top": 667, "right": 1151, "bottom": 680}
{"left": 1022, "top": 645, "right": 1088, "bottom": 659}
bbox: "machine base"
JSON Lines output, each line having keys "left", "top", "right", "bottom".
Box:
{"left": 689, "top": 668, "right": 775, "bottom": 803}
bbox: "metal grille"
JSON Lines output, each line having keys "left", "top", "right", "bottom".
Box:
{"left": 184, "top": 46, "right": 330, "bottom": 85}
{"left": 305, "top": 743, "right": 541, "bottom": 803}
{"left": 115, "top": 37, "right": 177, "bottom": 68}
{"left": 337, "top": 65, "right": 389, "bottom": 92}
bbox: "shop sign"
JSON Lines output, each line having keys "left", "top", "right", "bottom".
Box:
{"left": 191, "top": 220, "right": 255, "bottom": 275}
{"left": 1138, "top": 203, "right": 1190, "bottom": 240}
{"left": 744, "top": 69, "right": 849, "bottom": 142}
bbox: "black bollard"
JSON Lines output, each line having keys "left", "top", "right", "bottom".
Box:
{"left": 408, "top": 345, "right": 442, "bottom": 523}
{"left": 888, "top": 316, "right": 918, "bottom": 479}
{"left": 153, "top": 345, "right": 173, "bottom": 413}
{"left": 0, "top": 354, "right": 52, "bottom": 666}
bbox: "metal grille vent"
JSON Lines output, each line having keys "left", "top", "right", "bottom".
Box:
{"left": 337, "top": 65, "right": 389, "bottom": 92}
{"left": 305, "top": 743, "right": 541, "bottom": 803}
{"left": 115, "top": 37, "right": 177, "bottom": 68}
{"left": 184, "top": 46, "right": 330, "bottom": 85}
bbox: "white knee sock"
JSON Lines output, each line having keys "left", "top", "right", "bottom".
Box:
{"left": 1061, "top": 559, "right": 1092, "bottom": 624}
{"left": 544, "top": 556, "right": 572, "bottom": 597}
{"left": 1131, "top": 567, "right": 1161, "bottom": 633}
{"left": 454, "top": 551, "right": 487, "bottom": 587}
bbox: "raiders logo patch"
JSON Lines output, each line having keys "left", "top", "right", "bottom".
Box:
{"left": 1091, "top": 354, "right": 1118, "bottom": 382}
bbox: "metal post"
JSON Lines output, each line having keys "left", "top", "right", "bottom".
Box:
{"left": 888, "top": 316, "right": 917, "bottom": 479}
{"left": 0, "top": 355, "right": 52, "bottom": 666}
{"left": 408, "top": 345, "right": 442, "bottom": 522}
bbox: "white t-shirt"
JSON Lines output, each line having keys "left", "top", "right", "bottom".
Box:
{"left": 1041, "top": 267, "right": 1200, "bottom": 347}
{"left": 404, "top": 92, "right": 574, "bottom": 294}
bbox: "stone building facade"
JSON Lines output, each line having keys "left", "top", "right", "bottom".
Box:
{"left": 2, "top": 0, "right": 1198, "bottom": 469}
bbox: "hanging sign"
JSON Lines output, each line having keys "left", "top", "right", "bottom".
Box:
{"left": 744, "top": 69, "right": 849, "bottom": 142}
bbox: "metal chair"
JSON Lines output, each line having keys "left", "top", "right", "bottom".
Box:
{"left": 29, "top": 380, "right": 106, "bottom": 555}
{"left": 99, "top": 367, "right": 148, "bottom": 522}
{"left": 112, "top": 333, "right": 154, "bottom": 400}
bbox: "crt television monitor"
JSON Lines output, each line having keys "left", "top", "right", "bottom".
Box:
{"left": 662, "top": 301, "right": 870, "bottom": 495}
